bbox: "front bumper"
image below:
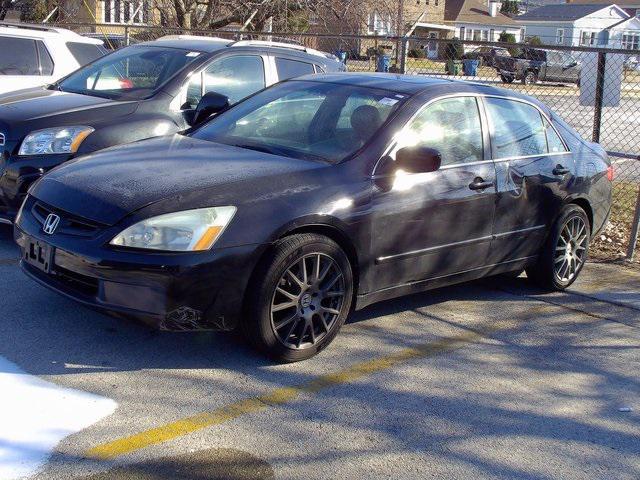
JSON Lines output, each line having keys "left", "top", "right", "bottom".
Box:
{"left": 15, "top": 210, "right": 264, "bottom": 331}
{"left": 0, "top": 152, "right": 72, "bottom": 221}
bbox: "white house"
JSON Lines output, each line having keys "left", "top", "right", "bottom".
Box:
{"left": 606, "top": 15, "right": 640, "bottom": 48}
{"left": 516, "top": 3, "right": 633, "bottom": 47}
{"left": 445, "top": 0, "right": 524, "bottom": 46}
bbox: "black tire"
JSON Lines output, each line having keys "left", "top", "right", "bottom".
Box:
{"left": 526, "top": 205, "right": 590, "bottom": 290}
{"left": 522, "top": 70, "right": 538, "bottom": 85}
{"left": 243, "top": 233, "right": 354, "bottom": 362}
{"left": 500, "top": 74, "right": 514, "bottom": 84}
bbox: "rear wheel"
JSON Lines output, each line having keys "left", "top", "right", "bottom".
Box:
{"left": 243, "top": 234, "right": 353, "bottom": 362}
{"left": 526, "top": 205, "right": 590, "bottom": 290}
{"left": 500, "top": 74, "right": 514, "bottom": 84}
{"left": 522, "top": 70, "right": 538, "bottom": 85}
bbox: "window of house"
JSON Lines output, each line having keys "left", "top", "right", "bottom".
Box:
{"left": 622, "top": 32, "right": 640, "bottom": 50}
{"left": 397, "top": 97, "right": 483, "bottom": 166}
{"left": 465, "top": 29, "right": 489, "bottom": 42}
{"left": 556, "top": 28, "right": 564, "bottom": 45}
{"left": 580, "top": 30, "right": 597, "bottom": 46}
{"left": 102, "top": 0, "right": 150, "bottom": 24}
{"left": 368, "top": 10, "right": 392, "bottom": 35}
{"left": 485, "top": 97, "right": 548, "bottom": 159}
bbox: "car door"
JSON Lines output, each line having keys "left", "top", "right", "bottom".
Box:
{"left": 483, "top": 96, "right": 573, "bottom": 264}
{"left": 544, "top": 51, "right": 564, "bottom": 82}
{"left": 370, "top": 95, "right": 497, "bottom": 291}
{"left": 0, "top": 36, "right": 45, "bottom": 94}
{"left": 560, "top": 53, "right": 580, "bottom": 83}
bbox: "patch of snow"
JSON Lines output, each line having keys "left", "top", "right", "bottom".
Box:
{"left": 0, "top": 356, "right": 117, "bottom": 479}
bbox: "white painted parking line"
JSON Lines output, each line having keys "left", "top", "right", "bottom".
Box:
{"left": 0, "top": 356, "right": 117, "bottom": 479}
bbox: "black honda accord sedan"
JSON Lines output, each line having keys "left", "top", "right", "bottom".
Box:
{"left": 15, "top": 73, "right": 612, "bottom": 361}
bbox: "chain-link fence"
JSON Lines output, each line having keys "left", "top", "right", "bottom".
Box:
{"left": 52, "top": 23, "right": 640, "bottom": 261}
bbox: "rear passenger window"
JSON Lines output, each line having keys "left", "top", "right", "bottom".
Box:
{"left": 275, "top": 58, "right": 315, "bottom": 81}
{"left": 66, "top": 42, "right": 105, "bottom": 66}
{"left": 544, "top": 118, "right": 567, "bottom": 153}
{"left": 36, "top": 41, "right": 54, "bottom": 75}
{"left": 0, "top": 36, "right": 39, "bottom": 75}
{"left": 398, "top": 96, "right": 484, "bottom": 166}
{"left": 485, "top": 98, "right": 547, "bottom": 158}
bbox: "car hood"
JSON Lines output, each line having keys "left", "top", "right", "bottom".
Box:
{"left": 30, "top": 135, "right": 326, "bottom": 225}
{"left": 0, "top": 88, "right": 137, "bottom": 139}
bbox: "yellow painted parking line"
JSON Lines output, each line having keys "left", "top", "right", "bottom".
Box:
{"left": 86, "top": 322, "right": 510, "bottom": 461}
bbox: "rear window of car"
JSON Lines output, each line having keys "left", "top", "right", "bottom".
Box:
{"left": 66, "top": 42, "right": 106, "bottom": 66}
{"left": 275, "top": 58, "right": 315, "bottom": 81}
{"left": 0, "top": 36, "right": 39, "bottom": 75}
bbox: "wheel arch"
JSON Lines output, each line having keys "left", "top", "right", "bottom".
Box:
{"left": 566, "top": 196, "right": 594, "bottom": 234}
{"left": 279, "top": 223, "right": 360, "bottom": 296}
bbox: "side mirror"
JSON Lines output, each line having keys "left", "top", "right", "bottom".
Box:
{"left": 192, "top": 92, "right": 230, "bottom": 125}
{"left": 395, "top": 146, "right": 442, "bottom": 174}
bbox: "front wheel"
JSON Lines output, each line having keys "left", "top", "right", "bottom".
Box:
{"left": 243, "top": 233, "right": 353, "bottom": 362}
{"left": 526, "top": 205, "right": 590, "bottom": 290}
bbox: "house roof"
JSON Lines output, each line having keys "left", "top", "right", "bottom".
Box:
{"left": 444, "top": 0, "right": 518, "bottom": 26}
{"left": 606, "top": 15, "right": 640, "bottom": 28}
{"left": 517, "top": 3, "right": 625, "bottom": 21}
{"left": 569, "top": 0, "right": 640, "bottom": 6}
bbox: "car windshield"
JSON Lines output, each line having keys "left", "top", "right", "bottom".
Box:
{"left": 190, "top": 80, "right": 406, "bottom": 164}
{"left": 57, "top": 46, "right": 202, "bottom": 100}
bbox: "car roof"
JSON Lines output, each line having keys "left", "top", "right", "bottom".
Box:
{"left": 0, "top": 22, "right": 103, "bottom": 44}
{"left": 291, "top": 72, "right": 543, "bottom": 104}
{"left": 294, "top": 73, "right": 453, "bottom": 94}
{"left": 138, "top": 35, "right": 336, "bottom": 60}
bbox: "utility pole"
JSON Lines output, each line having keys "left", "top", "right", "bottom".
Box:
{"left": 396, "top": 0, "right": 404, "bottom": 64}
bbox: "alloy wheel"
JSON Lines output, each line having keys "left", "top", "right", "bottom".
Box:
{"left": 554, "top": 215, "right": 588, "bottom": 283}
{"left": 270, "top": 253, "right": 346, "bottom": 349}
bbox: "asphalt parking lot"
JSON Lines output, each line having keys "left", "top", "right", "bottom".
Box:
{"left": 1, "top": 224, "right": 639, "bottom": 480}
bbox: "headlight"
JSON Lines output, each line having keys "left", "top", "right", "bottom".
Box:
{"left": 110, "top": 206, "right": 236, "bottom": 252}
{"left": 19, "top": 126, "right": 94, "bottom": 155}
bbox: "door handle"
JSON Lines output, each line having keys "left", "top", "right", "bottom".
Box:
{"left": 469, "top": 178, "right": 494, "bottom": 191}
{"left": 553, "top": 165, "right": 570, "bottom": 176}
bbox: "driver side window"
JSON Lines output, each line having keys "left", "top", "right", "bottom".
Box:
{"left": 186, "top": 55, "right": 266, "bottom": 108}
{"left": 396, "top": 97, "right": 484, "bottom": 166}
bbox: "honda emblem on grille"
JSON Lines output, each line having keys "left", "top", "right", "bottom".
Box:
{"left": 43, "top": 213, "right": 60, "bottom": 235}
{"left": 0, "top": 132, "right": 5, "bottom": 147}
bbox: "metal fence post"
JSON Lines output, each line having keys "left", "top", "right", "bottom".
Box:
{"left": 124, "top": 26, "right": 130, "bottom": 46}
{"left": 626, "top": 187, "right": 640, "bottom": 260}
{"left": 591, "top": 51, "right": 606, "bottom": 143}
{"left": 399, "top": 37, "right": 408, "bottom": 74}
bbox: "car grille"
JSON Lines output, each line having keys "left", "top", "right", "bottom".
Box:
{"left": 31, "top": 201, "right": 103, "bottom": 237}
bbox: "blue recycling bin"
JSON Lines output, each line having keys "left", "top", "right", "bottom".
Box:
{"left": 463, "top": 59, "right": 480, "bottom": 76}
{"left": 376, "top": 54, "right": 390, "bottom": 73}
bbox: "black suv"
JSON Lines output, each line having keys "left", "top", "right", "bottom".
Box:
{"left": 0, "top": 36, "right": 344, "bottom": 223}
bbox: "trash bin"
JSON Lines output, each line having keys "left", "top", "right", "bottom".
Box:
{"left": 376, "top": 55, "right": 390, "bottom": 73}
{"left": 445, "top": 59, "right": 461, "bottom": 76}
{"left": 463, "top": 59, "right": 480, "bottom": 76}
